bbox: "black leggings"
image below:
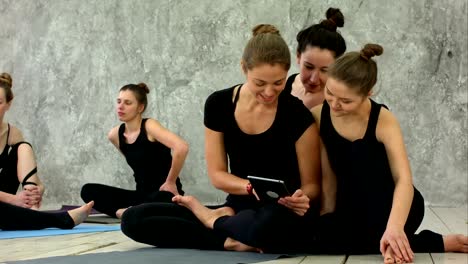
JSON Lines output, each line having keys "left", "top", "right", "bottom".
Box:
{"left": 213, "top": 202, "right": 309, "bottom": 252}
{"left": 121, "top": 189, "right": 444, "bottom": 254}
{"left": 120, "top": 196, "right": 308, "bottom": 252}
{"left": 230, "top": 189, "right": 444, "bottom": 254}
{"left": 300, "top": 187, "right": 444, "bottom": 254}
{"left": 80, "top": 183, "right": 174, "bottom": 217}
{"left": 0, "top": 201, "right": 74, "bottom": 230}
{"left": 120, "top": 202, "right": 226, "bottom": 250}
{"left": 213, "top": 188, "right": 443, "bottom": 254}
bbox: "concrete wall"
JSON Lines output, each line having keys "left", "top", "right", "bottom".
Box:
{"left": 0, "top": 0, "right": 466, "bottom": 208}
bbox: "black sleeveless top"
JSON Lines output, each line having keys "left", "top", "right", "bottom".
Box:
{"left": 118, "top": 118, "right": 183, "bottom": 195}
{"left": 204, "top": 85, "right": 314, "bottom": 208}
{"left": 320, "top": 100, "right": 394, "bottom": 215}
{"left": 0, "top": 124, "right": 36, "bottom": 194}
{"left": 283, "top": 73, "right": 299, "bottom": 94}
{"left": 0, "top": 124, "right": 17, "bottom": 194}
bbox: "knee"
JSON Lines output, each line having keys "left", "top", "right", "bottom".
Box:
{"left": 146, "top": 191, "right": 174, "bottom": 203}
{"left": 80, "top": 183, "right": 96, "bottom": 201}
{"left": 120, "top": 206, "right": 141, "bottom": 239}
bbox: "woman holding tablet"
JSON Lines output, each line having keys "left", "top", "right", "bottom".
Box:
{"left": 121, "top": 24, "right": 321, "bottom": 252}
{"left": 172, "top": 23, "right": 321, "bottom": 251}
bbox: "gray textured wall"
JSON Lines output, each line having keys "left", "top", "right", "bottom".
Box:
{"left": 0, "top": 0, "right": 466, "bottom": 208}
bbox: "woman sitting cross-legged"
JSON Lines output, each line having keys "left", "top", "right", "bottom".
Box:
{"left": 81, "top": 82, "right": 188, "bottom": 218}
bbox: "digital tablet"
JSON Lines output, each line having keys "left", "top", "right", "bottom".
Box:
{"left": 247, "top": 175, "right": 290, "bottom": 201}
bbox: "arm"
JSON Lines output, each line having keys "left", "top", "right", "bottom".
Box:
{"left": 0, "top": 190, "right": 37, "bottom": 208}
{"left": 319, "top": 138, "right": 337, "bottom": 215}
{"left": 310, "top": 104, "right": 337, "bottom": 215}
{"left": 378, "top": 109, "right": 415, "bottom": 262}
{"left": 145, "top": 119, "right": 189, "bottom": 195}
{"left": 205, "top": 127, "right": 250, "bottom": 195}
{"left": 296, "top": 124, "right": 321, "bottom": 201}
{"left": 278, "top": 124, "right": 321, "bottom": 216}
{"left": 7, "top": 126, "right": 43, "bottom": 208}
{"left": 0, "top": 191, "right": 28, "bottom": 207}
{"left": 107, "top": 126, "right": 120, "bottom": 151}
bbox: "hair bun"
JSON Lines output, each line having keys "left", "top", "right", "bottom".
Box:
{"left": 320, "top": 7, "right": 344, "bottom": 31}
{"left": 252, "top": 24, "right": 280, "bottom": 37}
{"left": 137, "top": 83, "right": 150, "bottom": 94}
{"left": 0, "top": 73, "right": 12, "bottom": 88}
{"left": 360, "top": 43, "right": 384, "bottom": 60}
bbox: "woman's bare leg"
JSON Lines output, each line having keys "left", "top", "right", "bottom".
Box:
{"left": 116, "top": 208, "right": 128, "bottom": 219}
{"left": 224, "top": 237, "right": 262, "bottom": 252}
{"left": 172, "top": 195, "right": 234, "bottom": 229}
{"left": 443, "top": 234, "right": 468, "bottom": 252}
{"left": 172, "top": 196, "right": 264, "bottom": 252}
{"left": 68, "top": 201, "right": 95, "bottom": 226}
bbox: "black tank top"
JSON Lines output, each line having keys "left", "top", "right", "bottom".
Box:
{"left": 283, "top": 73, "right": 299, "bottom": 94}
{"left": 320, "top": 100, "right": 394, "bottom": 214}
{"left": 118, "top": 118, "right": 183, "bottom": 194}
{"left": 204, "top": 85, "right": 314, "bottom": 210}
{"left": 0, "top": 124, "right": 11, "bottom": 166}
{"left": 0, "top": 124, "right": 17, "bottom": 194}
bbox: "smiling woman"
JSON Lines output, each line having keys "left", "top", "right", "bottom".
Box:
{"left": 80, "top": 82, "right": 189, "bottom": 219}
{"left": 120, "top": 24, "right": 321, "bottom": 253}
{"left": 309, "top": 44, "right": 468, "bottom": 263}
{"left": 284, "top": 7, "right": 347, "bottom": 109}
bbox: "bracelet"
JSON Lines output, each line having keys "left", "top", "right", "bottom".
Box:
{"left": 246, "top": 182, "right": 253, "bottom": 195}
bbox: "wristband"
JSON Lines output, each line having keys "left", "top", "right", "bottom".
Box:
{"left": 246, "top": 182, "right": 253, "bottom": 195}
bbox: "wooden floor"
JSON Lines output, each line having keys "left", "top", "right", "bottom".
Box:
{"left": 0, "top": 206, "right": 466, "bottom": 264}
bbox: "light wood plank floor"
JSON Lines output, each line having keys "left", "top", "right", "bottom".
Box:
{"left": 0, "top": 206, "right": 466, "bottom": 264}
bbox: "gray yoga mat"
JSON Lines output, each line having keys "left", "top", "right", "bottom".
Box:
{"left": 6, "top": 248, "right": 284, "bottom": 264}
{"left": 84, "top": 214, "right": 121, "bottom": 224}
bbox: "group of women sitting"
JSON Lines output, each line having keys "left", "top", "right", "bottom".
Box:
{"left": 0, "top": 8, "right": 466, "bottom": 264}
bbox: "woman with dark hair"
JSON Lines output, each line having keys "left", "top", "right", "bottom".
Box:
{"left": 0, "top": 72, "right": 94, "bottom": 230}
{"left": 81, "top": 83, "right": 189, "bottom": 218}
{"left": 285, "top": 7, "right": 346, "bottom": 109}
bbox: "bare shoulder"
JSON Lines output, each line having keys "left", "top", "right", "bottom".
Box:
{"left": 376, "top": 107, "right": 401, "bottom": 142}
{"left": 145, "top": 118, "right": 162, "bottom": 129}
{"left": 144, "top": 118, "right": 166, "bottom": 141}
{"left": 311, "top": 104, "right": 323, "bottom": 129}
{"left": 8, "top": 125, "right": 25, "bottom": 145}
{"left": 107, "top": 125, "right": 120, "bottom": 145}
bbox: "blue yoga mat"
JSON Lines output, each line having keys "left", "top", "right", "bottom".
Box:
{"left": 0, "top": 224, "right": 121, "bottom": 239}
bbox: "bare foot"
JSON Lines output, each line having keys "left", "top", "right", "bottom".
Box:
{"left": 224, "top": 237, "right": 262, "bottom": 252}
{"left": 384, "top": 246, "right": 404, "bottom": 263}
{"left": 172, "top": 195, "right": 234, "bottom": 229}
{"left": 443, "top": 234, "right": 468, "bottom": 252}
{"left": 116, "top": 208, "right": 127, "bottom": 219}
{"left": 68, "top": 201, "right": 94, "bottom": 226}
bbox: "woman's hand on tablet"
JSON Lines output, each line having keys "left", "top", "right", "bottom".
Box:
{"left": 278, "top": 189, "right": 310, "bottom": 216}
